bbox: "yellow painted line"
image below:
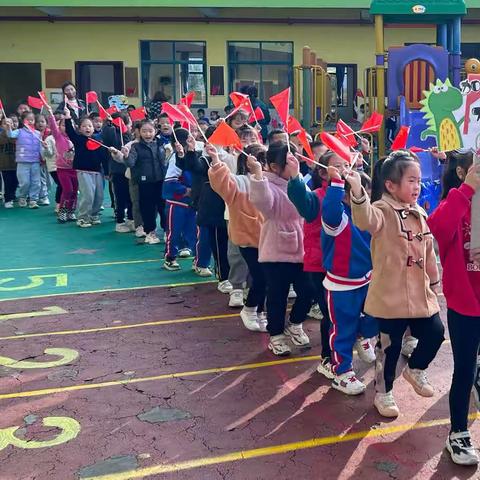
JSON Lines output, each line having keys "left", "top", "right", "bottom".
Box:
{"left": 0, "top": 258, "right": 162, "bottom": 273}
{"left": 0, "top": 355, "right": 320, "bottom": 400}
{"left": 0, "top": 280, "right": 215, "bottom": 303}
{"left": 0, "top": 312, "right": 239, "bottom": 341}
{"left": 0, "top": 306, "right": 68, "bottom": 321}
{"left": 84, "top": 412, "right": 480, "bottom": 479}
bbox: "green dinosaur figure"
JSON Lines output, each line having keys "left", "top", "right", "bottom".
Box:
{"left": 420, "top": 78, "right": 464, "bottom": 151}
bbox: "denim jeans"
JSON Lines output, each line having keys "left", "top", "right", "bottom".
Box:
{"left": 77, "top": 170, "right": 104, "bottom": 221}
{"left": 17, "top": 162, "right": 41, "bottom": 201}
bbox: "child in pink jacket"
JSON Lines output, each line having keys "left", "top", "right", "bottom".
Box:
{"left": 249, "top": 141, "right": 311, "bottom": 356}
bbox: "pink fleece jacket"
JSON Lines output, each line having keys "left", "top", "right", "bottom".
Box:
{"left": 48, "top": 115, "right": 74, "bottom": 169}
{"left": 249, "top": 171, "right": 304, "bottom": 263}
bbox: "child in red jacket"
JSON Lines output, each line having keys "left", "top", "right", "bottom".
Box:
{"left": 428, "top": 150, "right": 480, "bottom": 466}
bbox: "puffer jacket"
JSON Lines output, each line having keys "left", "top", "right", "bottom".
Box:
{"left": 125, "top": 139, "right": 167, "bottom": 183}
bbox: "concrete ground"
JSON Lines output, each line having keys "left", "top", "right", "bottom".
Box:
{"left": 0, "top": 201, "right": 479, "bottom": 480}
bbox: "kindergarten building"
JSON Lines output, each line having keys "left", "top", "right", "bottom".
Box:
{"left": 1, "top": 0, "right": 480, "bottom": 121}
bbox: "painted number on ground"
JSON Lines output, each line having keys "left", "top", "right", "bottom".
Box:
{"left": 0, "top": 417, "right": 80, "bottom": 450}
{"left": 0, "top": 274, "right": 68, "bottom": 291}
{"left": 0, "top": 348, "right": 79, "bottom": 369}
{"left": 0, "top": 306, "right": 68, "bottom": 322}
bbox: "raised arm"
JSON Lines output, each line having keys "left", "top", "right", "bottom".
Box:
{"left": 288, "top": 175, "right": 320, "bottom": 223}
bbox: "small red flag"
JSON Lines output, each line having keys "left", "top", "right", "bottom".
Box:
{"left": 390, "top": 126, "right": 410, "bottom": 150}
{"left": 286, "top": 116, "right": 303, "bottom": 135}
{"left": 409, "top": 146, "right": 425, "bottom": 153}
{"left": 97, "top": 101, "right": 111, "bottom": 121}
{"left": 28, "top": 96, "right": 44, "bottom": 110}
{"left": 86, "top": 138, "right": 105, "bottom": 151}
{"left": 336, "top": 119, "right": 357, "bottom": 148}
{"left": 86, "top": 91, "right": 98, "bottom": 104}
{"left": 207, "top": 121, "right": 242, "bottom": 149}
{"left": 129, "top": 107, "right": 146, "bottom": 122}
{"left": 249, "top": 106, "right": 265, "bottom": 123}
{"left": 177, "top": 103, "right": 198, "bottom": 127}
{"left": 361, "top": 111, "right": 384, "bottom": 133}
{"left": 0, "top": 98, "right": 4, "bottom": 112}
{"left": 180, "top": 91, "right": 195, "bottom": 108}
{"left": 162, "top": 102, "right": 189, "bottom": 124}
{"left": 356, "top": 89, "right": 365, "bottom": 98}
{"left": 298, "top": 129, "right": 314, "bottom": 161}
{"left": 270, "top": 88, "right": 290, "bottom": 125}
{"left": 230, "top": 92, "right": 255, "bottom": 117}
{"left": 320, "top": 131, "right": 353, "bottom": 163}
{"left": 112, "top": 116, "right": 128, "bottom": 134}
{"left": 37, "top": 91, "right": 49, "bottom": 108}
{"left": 106, "top": 105, "right": 119, "bottom": 116}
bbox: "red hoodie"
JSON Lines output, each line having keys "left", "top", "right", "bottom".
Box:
{"left": 303, "top": 186, "right": 327, "bottom": 272}
{"left": 427, "top": 183, "right": 480, "bottom": 317}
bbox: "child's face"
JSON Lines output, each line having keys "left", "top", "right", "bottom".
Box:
{"left": 386, "top": 163, "right": 422, "bottom": 204}
{"left": 92, "top": 117, "right": 103, "bottom": 132}
{"left": 79, "top": 119, "right": 94, "bottom": 137}
{"left": 9, "top": 116, "right": 19, "bottom": 129}
{"left": 241, "top": 131, "right": 256, "bottom": 147}
{"left": 58, "top": 119, "right": 66, "bottom": 134}
{"left": 36, "top": 116, "right": 47, "bottom": 131}
{"left": 24, "top": 114, "right": 35, "bottom": 127}
{"left": 230, "top": 114, "right": 247, "bottom": 130}
{"left": 198, "top": 121, "right": 209, "bottom": 134}
{"left": 327, "top": 154, "right": 349, "bottom": 177}
{"left": 140, "top": 123, "right": 156, "bottom": 142}
{"left": 17, "top": 104, "right": 30, "bottom": 116}
{"left": 158, "top": 118, "right": 172, "bottom": 136}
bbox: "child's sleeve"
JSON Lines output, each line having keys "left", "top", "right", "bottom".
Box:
{"left": 7, "top": 129, "right": 20, "bottom": 139}
{"left": 48, "top": 115, "right": 60, "bottom": 140}
{"left": 249, "top": 176, "right": 274, "bottom": 215}
{"left": 125, "top": 144, "right": 138, "bottom": 168}
{"left": 183, "top": 151, "right": 207, "bottom": 174}
{"left": 208, "top": 162, "right": 237, "bottom": 206}
{"left": 426, "top": 237, "right": 441, "bottom": 288}
{"left": 287, "top": 175, "right": 320, "bottom": 223}
{"left": 65, "top": 118, "right": 81, "bottom": 145}
{"left": 350, "top": 187, "right": 385, "bottom": 234}
{"left": 322, "top": 179, "right": 348, "bottom": 236}
{"left": 427, "top": 183, "right": 475, "bottom": 249}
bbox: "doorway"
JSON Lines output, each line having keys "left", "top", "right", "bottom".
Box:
{"left": 327, "top": 63, "right": 358, "bottom": 122}
{"left": 75, "top": 62, "right": 124, "bottom": 106}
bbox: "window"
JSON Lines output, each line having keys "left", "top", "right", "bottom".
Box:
{"left": 140, "top": 41, "right": 207, "bottom": 107}
{"left": 228, "top": 41, "right": 293, "bottom": 104}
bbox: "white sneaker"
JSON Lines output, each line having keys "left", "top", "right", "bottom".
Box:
{"left": 317, "top": 357, "right": 334, "bottom": 380}
{"left": 38, "top": 197, "right": 50, "bottom": 206}
{"left": 401, "top": 335, "right": 418, "bottom": 357}
{"left": 355, "top": 338, "right": 376, "bottom": 363}
{"left": 163, "top": 259, "right": 181, "bottom": 271}
{"left": 178, "top": 248, "right": 192, "bottom": 258}
{"left": 194, "top": 266, "right": 213, "bottom": 277}
{"left": 18, "top": 198, "right": 27, "bottom": 207}
{"left": 308, "top": 303, "right": 323, "bottom": 320}
{"left": 76, "top": 219, "right": 92, "bottom": 228}
{"left": 135, "top": 226, "right": 146, "bottom": 238}
{"left": 28, "top": 200, "right": 39, "bottom": 209}
{"left": 218, "top": 280, "right": 233, "bottom": 294}
{"left": 446, "top": 431, "right": 479, "bottom": 465}
{"left": 268, "top": 334, "right": 292, "bottom": 356}
{"left": 332, "top": 371, "right": 366, "bottom": 395}
{"left": 115, "top": 222, "right": 131, "bottom": 233}
{"left": 240, "top": 308, "right": 263, "bottom": 332}
{"left": 126, "top": 219, "right": 136, "bottom": 232}
{"left": 403, "top": 366, "right": 434, "bottom": 397}
{"left": 90, "top": 216, "right": 101, "bottom": 225}
{"left": 288, "top": 285, "right": 297, "bottom": 299}
{"left": 374, "top": 392, "right": 400, "bottom": 417}
{"left": 229, "top": 289, "right": 244, "bottom": 308}
{"left": 145, "top": 232, "right": 160, "bottom": 245}
{"left": 284, "top": 322, "right": 310, "bottom": 346}
{"left": 4, "top": 201, "right": 13, "bottom": 209}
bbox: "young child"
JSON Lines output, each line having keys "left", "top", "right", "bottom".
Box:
{"left": 349, "top": 150, "right": 444, "bottom": 417}
{"left": 249, "top": 142, "right": 311, "bottom": 356}
{"left": 0, "top": 116, "right": 18, "bottom": 208}
{"left": 122, "top": 119, "right": 168, "bottom": 244}
{"left": 89, "top": 113, "right": 103, "bottom": 140}
{"left": 46, "top": 106, "right": 77, "bottom": 222}
{"left": 157, "top": 113, "right": 173, "bottom": 146}
{"left": 65, "top": 107, "right": 110, "bottom": 227}
{"left": 209, "top": 143, "right": 267, "bottom": 332}
{"left": 6, "top": 111, "right": 42, "bottom": 209}
{"left": 36, "top": 113, "right": 56, "bottom": 207}
{"left": 162, "top": 128, "right": 197, "bottom": 270}
{"left": 428, "top": 150, "right": 480, "bottom": 465}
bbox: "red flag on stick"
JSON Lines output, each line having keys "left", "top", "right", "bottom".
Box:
{"left": 106, "top": 105, "right": 119, "bottom": 116}
{"left": 320, "top": 131, "right": 353, "bottom": 163}
{"left": 298, "top": 130, "right": 314, "bottom": 161}
{"left": 390, "top": 125, "right": 410, "bottom": 150}
{"left": 37, "top": 91, "right": 49, "bottom": 108}
{"left": 207, "top": 121, "right": 242, "bottom": 149}
{"left": 86, "top": 138, "right": 109, "bottom": 151}
{"left": 161, "top": 102, "right": 189, "bottom": 124}
{"left": 97, "top": 101, "right": 112, "bottom": 121}
{"left": 286, "top": 115, "right": 303, "bottom": 135}
{"left": 336, "top": 119, "right": 357, "bottom": 147}
{"left": 0, "top": 98, "right": 6, "bottom": 117}
{"left": 129, "top": 107, "right": 146, "bottom": 122}
{"left": 28, "top": 96, "right": 44, "bottom": 110}
{"left": 270, "top": 88, "right": 290, "bottom": 125}
{"left": 361, "top": 111, "right": 384, "bottom": 133}
{"left": 180, "top": 91, "right": 196, "bottom": 108}
{"left": 86, "top": 91, "right": 98, "bottom": 104}
{"left": 177, "top": 103, "right": 198, "bottom": 127}
{"left": 249, "top": 106, "right": 265, "bottom": 123}
{"left": 112, "top": 116, "right": 128, "bottom": 134}
{"left": 230, "top": 92, "right": 254, "bottom": 115}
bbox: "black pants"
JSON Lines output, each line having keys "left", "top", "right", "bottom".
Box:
{"left": 108, "top": 179, "right": 115, "bottom": 209}
{"left": 239, "top": 247, "right": 266, "bottom": 313}
{"left": 448, "top": 309, "right": 480, "bottom": 432}
{"left": 49, "top": 171, "right": 62, "bottom": 204}
{"left": 308, "top": 271, "right": 331, "bottom": 359}
{"left": 138, "top": 181, "right": 166, "bottom": 234}
{"left": 262, "top": 262, "right": 312, "bottom": 337}
{"left": 375, "top": 313, "right": 445, "bottom": 393}
{"left": 206, "top": 224, "right": 229, "bottom": 281}
{"left": 112, "top": 173, "right": 133, "bottom": 224}
{"left": 1, "top": 170, "right": 18, "bottom": 202}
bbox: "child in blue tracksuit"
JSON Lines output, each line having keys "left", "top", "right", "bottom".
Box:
{"left": 321, "top": 164, "right": 378, "bottom": 396}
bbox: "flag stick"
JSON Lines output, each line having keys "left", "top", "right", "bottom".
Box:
{"left": 285, "top": 132, "right": 291, "bottom": 153}
{"left": 172, "top": 127, "right": 178, "bottom": 143}
{"left": 296, "top": 153, "right": 328, "bottom": 169}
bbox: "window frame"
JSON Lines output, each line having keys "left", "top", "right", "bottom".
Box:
{"left": 227, "top": 40, "right": 294, "bottom": 105}
{"left": 140, "top": 40, "right": 208, "bottom": 107}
